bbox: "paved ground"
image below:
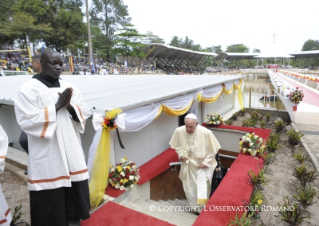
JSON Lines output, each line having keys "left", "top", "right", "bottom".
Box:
{"left": 0, "top": 168, "right": 30, "bottom": 225}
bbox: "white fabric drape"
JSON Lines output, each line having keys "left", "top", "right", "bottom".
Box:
{"left": 224, "top": 81, "right": 233, "bottom": 91}
{"left": 201, "top": 85, "right": 223, "bottom": 99}
{"left": 161, "top": 93, "right": 195, "bottom": 110}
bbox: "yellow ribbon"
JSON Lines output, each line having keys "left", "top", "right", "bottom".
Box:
{"left": 162, "top": 100, "right": 193, "bottom": 116}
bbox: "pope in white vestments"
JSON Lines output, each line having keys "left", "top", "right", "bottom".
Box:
{"left": 169, "top": 114, "right": 221, "bottom": 211}
{"left": 14, "top": 50, "right": 91, "bottom": 226}
{"left": 0, "top": 125, "right": 12, "bottom": 226}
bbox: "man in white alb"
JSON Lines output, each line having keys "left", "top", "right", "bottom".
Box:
{"left": 14, "top": 49, "right": 91, "bottom": 226}
{"left": 0, "top": 125, "right": 12, "bottom": 226}
{"left": 169, "top": 113, "right": 221, "bottom": 212}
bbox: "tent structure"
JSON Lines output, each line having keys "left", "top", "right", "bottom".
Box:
{"left": 214, "top": 52, "right": 259, "bottom": 68}
{"left": 253, "top": 44, "right": 294, "bottom": 66}
{"left": 288, "top": 50, "right": 319, "bottom": 59}
{"left": 116, "top": 44, "right": 217, "bottom": 74}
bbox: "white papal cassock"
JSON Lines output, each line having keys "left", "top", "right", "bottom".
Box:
{"left": 0, "top": 125, "right": 12, "bottom": 226}
{"left": 169, "top": 125, "right": 221, "bottom": 210}
{"left": 14, "top": 79, "right": 91, "bottom": 191}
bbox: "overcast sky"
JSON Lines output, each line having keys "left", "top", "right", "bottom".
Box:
{"left": 121, "top": 0, "right": 319, "bottom": 53}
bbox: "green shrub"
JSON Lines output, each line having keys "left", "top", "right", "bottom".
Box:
{"left": 274, "top": 118, "right": 286, "bottom": 133}
{"left": 232, "top": 112, "right": 239, "bottom": 120}
{"left": 293, "top": 184, "right": 318, "bottom": 208}
{"left": 293, "top": 151, "right": 307, "bottom": 164}
{"left": 286, "top": 129, "right": 304, "bottom": 145}
{"left": 238, "top": 108, "right": 247, "bottom": 116}
{"left": 294, "top": 164, "right": 318, "bottom": 186}
{"left": 260, "top": 120, "right": 266, "bottom": 129}
{"left": 266, "top": 113, "right": 272, "bottom": 122}
{"left": 248, "top": 168, "right": 266, "bottom": 189}
{"left": 243, "top": 190, "right": 264, "bottom": 219}
{"left": 277, "top": 196, "right": 307, "bottom": 225}
{"left": 228, "top": 212, "right": 251, "bottom": 226}
{"left": 261, "top": 152, "right": 275, "bottom": 165}
{"left": 266, "top": 132, "right": 281, "bottom": 153}
{"left": 250, "top": 110, "right": 263, "bottom": 121}
{"left": 225, "top": 119, "right": 233, "bottom": 125}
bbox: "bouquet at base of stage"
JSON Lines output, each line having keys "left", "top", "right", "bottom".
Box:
{"left": 289, "top": 88, "right": 304, "bottom": 104}
{"left": 239, "top": 132, "right": 266, "bottom": 157}
{"left": 108, "top": 157, "right": 140, "bottom": 190}
{"left": 206, "top": 112, "right": 223, "bottom": 126}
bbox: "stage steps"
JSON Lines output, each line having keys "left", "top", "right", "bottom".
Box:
{"left": 119, "top": 198, "right": 198, "bottom": 226}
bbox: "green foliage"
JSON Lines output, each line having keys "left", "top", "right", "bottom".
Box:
{"left": 277, "top": 196, "right": 307, "bottom": 225}
{"left": 294, "top": 164, "right": 318, "bottom": 186}
{"left": 266, "top": 113, "right": 272, "bottom": 122}
{"left": 228, "top": 212, "right": 251, "bottom": 226}
{"left": 113, "top": 23, "right": 147, "bottom": 60}
{"left": 293, "top": 184, "right": 318, "bottom": 208}
{"left": 252, "top": 48, "right": 261, "bottom": 53}
{"left": 293, "top": 151, "right": 307, "bottom": 164}
{"left": 260, "top": 120, "right": 266, "bottom": 129}
{"left": 286, "top": 129, "right": 304, "bottom": 145}
{"left": 266, "top": 132, "right": 280, "bottom": 153}
{"left": 238, "top": 109, "right": 247, "bottom": 116}
{"left": 302, "top": 39, "right": 319, "bottom": 51}
{"left": 169, "top": 36, "right": 202, "bottom": 51}
{"left": 248, "top": 168, "right": 266, "bottom": 189}
{"left": 232, "top": 112, "right": 238, "bottom": 120}
{"left": 225, "top": 119, "right": 233, "bottom": 125}
{"left": 250, "top": 110, "right": 263, "bottom": 121}
{"left": 274, "top": 118, "right": 286, "bottom": 133}
{"left": 145, "top": 31, "right": 165, "bottom": 44}
{"left": 226, "top": 44, "right": 249, "bottom": 53}
{"left": 261, "top": 152, "right": 275, "bottom": 165}
{"left": 243, "top": 190, "right": 264, "bottom": 219}
{"left": 90, "top": 0, "right": 131, "bottom": 58}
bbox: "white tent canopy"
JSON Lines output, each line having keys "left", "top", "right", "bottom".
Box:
{"left": 254, "top": 44, "right": 294, "bottom": 59}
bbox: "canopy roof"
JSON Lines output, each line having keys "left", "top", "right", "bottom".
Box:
{"left": 0, "top": 74, "right": 242, "bottom": 113}
{"left": 288, "top": 50, "right": 319, "bottom": 59}
{"left": 143, "top": 44, "right": 217, "bottom": 60}
{"left": 215, "top": 52, "right": 259, "bottom": 61}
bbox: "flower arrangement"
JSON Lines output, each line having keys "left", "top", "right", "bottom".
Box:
{"left": 289, "top": 88, "right": 304, "bottom": 104}
{"left": 206, "top": 112, "right": 223, "bottom": 126}
{"left": 108, "top": 157, "right": 140, "bottom": 190}
{"left": 239, "top": 132, "right": 265, "bottom": 156}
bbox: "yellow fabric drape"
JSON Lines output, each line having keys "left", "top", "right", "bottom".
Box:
{"left": 200, "top": 90, "right": 223, "bottom": 103}
{"left": 162, "top": 100, "right": 193, "bottom": 116}
{"left": 156, "top": 105, "right": 163, "bottom": 119}
{"left": 223, "top": 86, "right": 233, "bottom": 95}
{"left": 233, "top": 79, "right": 244, "bottom": 110}
{"left": 89, "top": 127, "right": 111, "bottom": 208}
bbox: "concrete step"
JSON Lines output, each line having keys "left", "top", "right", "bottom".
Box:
{"left": 121, "top": 199, "right": 197, "bottom": 226}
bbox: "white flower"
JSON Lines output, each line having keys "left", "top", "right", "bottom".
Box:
{"left": 110, "top": 168, "right": 115, "bottom": 172}
{"left": 259, "top": 138, "right": 263, "bottom": 142}
{"left": 243, "top": 148, "right": 247, "bottom": 152}
{"left": 254, "top": 135, "right": 258, "bottom": 139}
{"left": 120, "top": 171, "right": 125, "bottom": 177}
{"left": 129, "top": 175, "right": 134, "bottom": 180}
{"left": 135, "top": 176, "right": 139, "bottom": 182}
{"left": 109, "top": 179, "right": 112, "bottom": 183}
{"left": 246, "top": 138, "right": 251, "bottom": 142}
{"left": 132, "top": 165, "right": 136, "bottom": 169}
{"left": 120, "top": 158, "right": 125, "bottom": 163}
{"left": 128, "top": 161, "right": 133, "bottom": 164}
{"left": 120, "top": 186, "right": 125, "bottom": 190}
{"left": 248, "top": 148, "right": 252, "bottom": 152}
{"left": 115, "top": 183, "right": 120, "bottom": 189}
{"left": 130, "top": 184, "right": 134, "bottom": 189}
{"left": 213, "top": 122, "right": 216, "bottom": 125}
{"left": 252, "top": 132, "right": 255, "bottom": 135}
{"left": 212, "top": 117, "right": 215, "bottom": 120}
{"left": 217, "top": 121, "right": 220, "bottom": 125}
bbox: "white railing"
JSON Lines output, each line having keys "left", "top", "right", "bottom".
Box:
{"left": 1, "top": 70, "right": 29, "bottom": 76}
{"left": 245, "top": 89, "right": 278, "bottom": 110}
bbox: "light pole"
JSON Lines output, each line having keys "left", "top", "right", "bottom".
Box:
{"left": 85, "top": 0, "right": 93, "bottom": 69}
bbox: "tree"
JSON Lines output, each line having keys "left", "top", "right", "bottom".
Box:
{"left": 113, "top": 24, "right": 147, "bottom": 64}
{"left": 301, "top": 39, "right": 319, "bottom": 51}
{"left": 145, "top": 31, "right": 165, "bottom": 44}
{"left": 91, "top": 26, "right": 109, "bottom": 58}
{"left": 226, "top": 44, "right": 249, "bottom": 53}
{"left": 90, "top": 0, "right": 131, "bottom": 59}
{"left": 205, "top": 45, "right": 223, "bottom": 54}
{"left": 169, "top": 36, "right": 182, "bottom": 48}
{"left": 253, "top": 48, "right": 261, "bottom": 53}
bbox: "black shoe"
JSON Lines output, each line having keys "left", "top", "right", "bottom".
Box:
{"left": 24, "top": 171, "right": 28, "bottom": 175}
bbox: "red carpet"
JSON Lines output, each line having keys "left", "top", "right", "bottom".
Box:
{"left": 105, "top": 186, "right": 126, "bottom": 198}
{"left": 192, "top": 124, "right": 270, "bottom": 226}
{"left": 137, "top": 148, "right": 179, "bottom": 185}
{"left": 81, "top": 201, "right": 174, "bottom": 226}
{"left": 276, "top": 72, "right": 319, "bottom": 107}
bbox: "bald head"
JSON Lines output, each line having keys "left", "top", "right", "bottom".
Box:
{"left": 40, "top": 49, "right": 63, "bottom": 79}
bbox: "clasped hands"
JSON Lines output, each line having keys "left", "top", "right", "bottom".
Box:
{"left": 55, "top": 87, "right": 73, "bottom": 112}
{"left": 180, "top": 156, "right": 208, "bottom": 168}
